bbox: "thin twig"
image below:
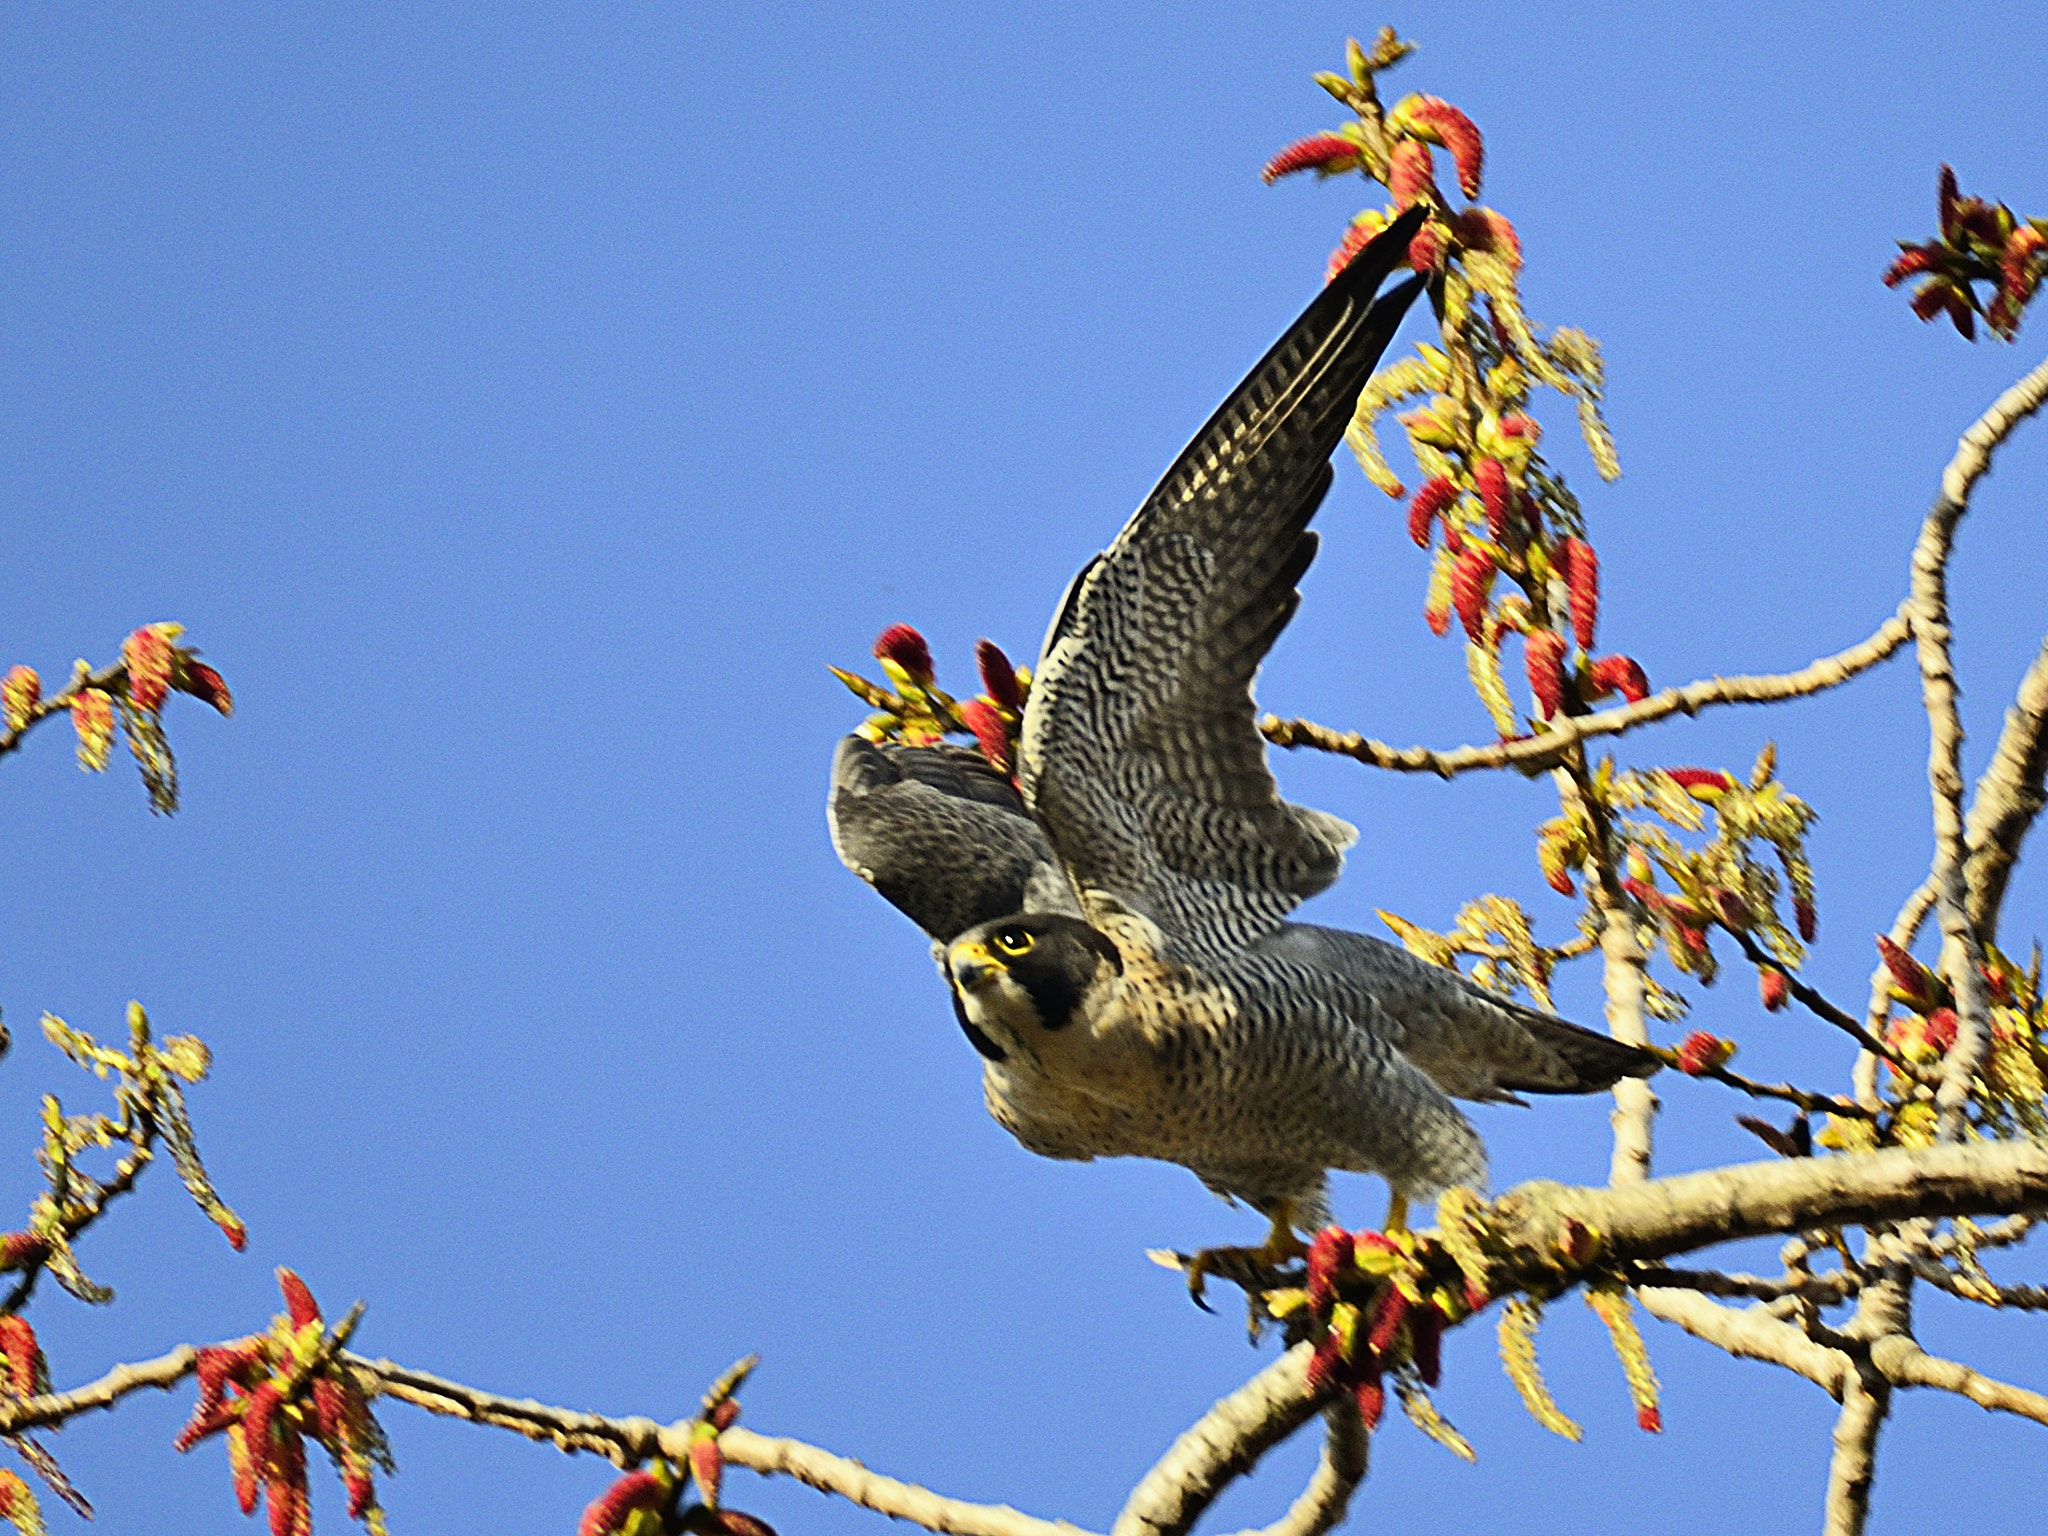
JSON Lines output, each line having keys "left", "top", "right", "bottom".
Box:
{"left": 1693, "top": 1062, "right": 1880, "bottom": 1121}
{"left": 1636, "top": 1288, "right": 1848, "bottom": 1394}
{"left": 0, "top": 659, "right": 129, "bottom": 762}
{"left": 1213, "top": 1401, "right": 1366, "bottom": 1536}
{"left": 1728, "top": 929, "right": 1907, "bottom": 1069}
{"left": 1260, "top": 606, "right": 1911, "bottom": 779}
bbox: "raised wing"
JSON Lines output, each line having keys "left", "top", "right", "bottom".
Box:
{"left": 828, "top": 736, "right": 1076, "bottom": 944}
{"left": 1021, "top": 210, "right": 1427, "bottom": 961}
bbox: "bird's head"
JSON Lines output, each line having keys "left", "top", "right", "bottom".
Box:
{"left": 946, "top": 914, "right": 1123, "bottom": 1063}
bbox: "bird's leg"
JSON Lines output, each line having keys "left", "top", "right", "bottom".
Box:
{"left": 1156, "top": 1201, "right": 1308, "bottom": 1313}
{"left": 1382, "top": 1188, "right": 1409, "bottom": 1235}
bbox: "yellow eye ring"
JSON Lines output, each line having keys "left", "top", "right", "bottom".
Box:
{"left": 992, "top": 926, "right": 1033, "bottom": 957}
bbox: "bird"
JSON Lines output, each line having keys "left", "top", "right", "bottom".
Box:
{"left": 828, "top": 206, "right": 1657, "bottom": 1267}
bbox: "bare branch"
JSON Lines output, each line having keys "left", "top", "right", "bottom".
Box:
{"left": 1212, "top": 1403, "right": 1366, "bottom": 1536}
{"left": 351, "top": 1355, "right": 1095, "bottom": 1536}
{"left": 1636, "top": 1289, "right": 1847, "bottom": 1393}
{"left": 1727, "top": 928, "right": 1906, "bottom": 1069}
{"left": 1964, "top": 633, "right": 2048, "bottom": 941}
{"left": 722, "top": 1428, "right": 1097, "bottom": 1536}
{"left": 1112, "top": 1343, "right": 1324, "bottom": 1536}
{"left": 1870, "top": 1336, "right": 2048, "bottom": 1426}
{"left": 1627, "top": 1266, "right": 1859, "bottom": 1306}
{"left": 1822, "top": 1367, "right": 1889, "bottom": 1536}
{"left": 1260, "top": 606, "right": 1911, "bottom": 780}
{"left": 0, "top": 1346, "right": 195, "bottom": 1436}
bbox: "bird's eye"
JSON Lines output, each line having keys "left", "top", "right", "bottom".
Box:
{"left": 992, "top": 926, "right": 1033, "bottom": 956}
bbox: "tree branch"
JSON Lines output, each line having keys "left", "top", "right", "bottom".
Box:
{"left": 1212, "top": 1402, "right": 1366, "bottom": 1536}
{"left": 1870, "top": 1336, "right": 2048, "bottom": 1426}
{"left": 1963, "top": 632, "right": 2048, "bottom": 942}
{"left": 1914, "top": 356, "right": 2048, "bottom": 1137}
{"left": 1259, "top": 606, "right": 1911, "bottom": 779}
{"left": 1635, "top": 1288, "right": 1847, "bottom": 1393}
{"left": 0, "top": 1346, "right": 195, "bottom": 1436}
{"left": 1111, "top": 1343, "right": 1324, "bottom": 1536}
{"left": 0, "top": 658, "right": 129, "bottom": 763}
{"left": 1478, "top": 1140, "right": 2048, "bottom": 1273}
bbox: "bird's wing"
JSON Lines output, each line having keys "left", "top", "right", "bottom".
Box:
{"left": 1254, "top": 923, "right": 1662, "bottom": 1101}
{"left": 828, "top": 735, "right": 1076, "bottom": 945}
{"left": 1020, "top": 210, "right": 1428, "bottom": 962}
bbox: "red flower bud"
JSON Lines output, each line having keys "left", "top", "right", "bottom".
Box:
{"left": 1759, "top": 968, "right": 1789, "bottom": 1012}
{"left": 1560, "top": 537, "right": 1598, "bottom": 649}
{"left": 579, "top": 1471, "right": 667, "bottom": 1536}
{"left": 1260, "top": 133, "right": 1363, "bottom": 184}
{"left": 1305, "top": 1226, "right": 1353, "bottom": 1313}
{"left": 959, "top": 699, "right": 1012, "bottom": 776}
{"left": 1910, "top": 279, "right": 1953, "bottom": 323}
{"left": 974, "top": 640, "right": 1024, "bottom": 711}
{"left": 0, "top": 667, "right": 38, "bottom": 734}
{"left": 1365, "top": 1285, "right": 1412, "bottom": 1357}
{"left": 1664, "top": 768, "right": 1734, "bottom": 795}
{"left": 242, "top": 1381, "right": 283, "bottom": 1476}
{"left": 1794, "top": 898, "right": 1817, "bottom": 944}
{"left": 1453, "top": 208, "right": 1521, "bottom": 269}
{"left": 1936, "top": 165, "right": 1961, "bottom": 241}
{"left": 277, "top": 1269, "right": 321, "bottom": 1330}
{"left": 1525, "top": 630, "right": 1567, "bottom": 719}
{"left": 1882, "top": 246, "right": 1942, "bottom": 287}
{"left": 1325, "top": 216, "right": 1384, "bottom": 285}
{"left": 1386, "top": 139, "right": 1440, "bottom": 211}
{"left": 1922, "top": 1007, "right": 1959, "bottom": 1054}
{"left": 0, "top": 1234, "right": 47, "bottom": 1272}
{"left": 1675, "top": 1031, "right": 1734, "bottom": 1075}
{"left": 1407, "top": 219, "right": 1445, "bottom": 273}
{"left": 346, "top": 1467, "right": 376, "bottom": 1519}
{"left": 1588, "top": 655, "right": 1649, "bottom": 703}
{"left": 179, "top": 660, "right": 235, "bottom": 716}
{"left": 71, "top": 688, "right": 115, "bottom": 771}
{"left": 266, "top": 1424, "right": 308, "bottom": 1536}
{"left": 1354, "top": 1373, "right": 1385, "bottom": 1430}
{"left": 1473, "top": 458, "right": 1511, "bottom": 540}
{"left": 1407, "top": 476, "right": 1459, "bottom": 548}
{"left": 1424, "top": 597, "right": 1451, "bottom": 637}
{"left": 872, "top": 624, "right": 933, "bottom": 683}
{"left": 0, "top": 1316, "right": 41, "bottom": 1398}
{"left": 691, "top": 1434, "right": 725, "bottom": 1507}
{"left": 1403, "top": 97, "right": 1484, "bottom": 198}
{"left": 1410, "top": 1304, "right": 1443, "bottom": 1386}
{"left": 1497, "top": 413, "right": 1538, "bottom": 441}
{"left": 1637, "top": 1405, "right": 1664, "bottom": 1434}
{"left": 1307, "top": 1330, "right": 1346, "bottom": 1395}
{"left": 220, "top": 1216, "right": 249, "bottom": 1251}
{"left": 123, "top": 625, "right": 177, "bottom": 713}
{"left": 1450, "top": 549, "right": 1494, "bottom": 641}
{"left": 1712, "top": 888, "right": 1750, "bottom": 931}
{"left": 1876, "top": 935, "right": 1934, "bottom": 1005}
{"left": 711, "top": 1398, "right": 742, "bottom": 1432}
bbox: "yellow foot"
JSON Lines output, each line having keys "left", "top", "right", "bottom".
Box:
{"left": 1147, "top": 1204, "right": 1310, "bottom": 1314}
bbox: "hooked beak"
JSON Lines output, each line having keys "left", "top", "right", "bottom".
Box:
{"left": 949, "top": 939, "right": 1000, "bottom": 994}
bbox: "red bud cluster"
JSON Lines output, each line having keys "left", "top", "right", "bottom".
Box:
{"left": 1759, "top": 967, "right": 1790, "bottom": 1012}
{"left": 1473, "top": 458, "right": 1511, "bottom": 540}
{"left": 580, "top": 1471, "right": 667, "bottom": 1536}
{"left": 1395, "top": 96, "right": 1484, "bottom": 198}
{"left": 975, "top": 640, "right": 1024, "bottom": 712}
{"left": 176, "top": 1269, "right": 387, "bottom": 1534}
{"left": 1886, "top": 165, "right": 2047, "bottom": 341}
{"left": 0, "top": 1317, "right": 46, "bottom": 1400}
{"left": 1386, "top": 139, "right": 1439, "bottom": 211}
{"left": 1450, "top": 550, "right": 1492, "bottom": 641}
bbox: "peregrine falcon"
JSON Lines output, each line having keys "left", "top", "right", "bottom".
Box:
{"left": 830, "top": 207, "right": 1656, "bottom": 1245}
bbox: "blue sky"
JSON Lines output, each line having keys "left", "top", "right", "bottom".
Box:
{"left": 1, "top": 4, "right": 2045, "bottom": 1532}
